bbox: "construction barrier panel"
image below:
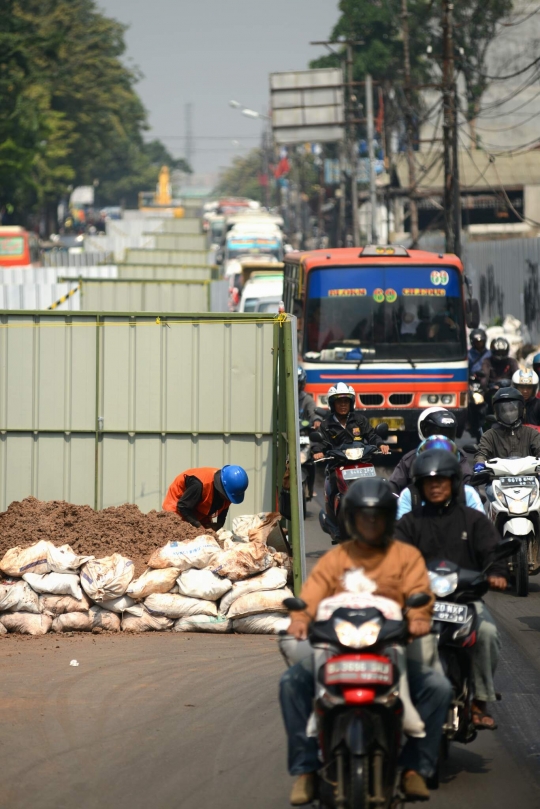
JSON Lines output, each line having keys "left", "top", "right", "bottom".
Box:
{"left": 117, "top": 265, "right": 214, "bottom": 282}
{"left": 150, "top": 233, "right": 208, "bottom": 251}
{"left": 68, "top": 278, "right": 211, "bottom": 313}
{"left": 124, "top": 248, "right": 210, "bottom": 267}
{"left": 0, "top": 311, "right": 304, "bottom": 591}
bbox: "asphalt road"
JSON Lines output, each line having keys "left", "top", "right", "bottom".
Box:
{"left": 1, "top": 467, "right": 540, "bottom": 809}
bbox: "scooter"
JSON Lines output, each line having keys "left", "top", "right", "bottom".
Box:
{"left": 427, "top": 539, "right": 518, "bottom": 757}
{"left": 281, "top": 591, "right": 431, "bottom": 809}
{"left": 313, "top": 423, "right": 388, "bottom": 544}
{"left": 472, "top": 457, "right": 540, "bottom": 597}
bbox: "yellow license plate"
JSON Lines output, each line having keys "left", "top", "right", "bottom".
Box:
{"left": 370, "top": 417, "right": 406, "bottom": 432}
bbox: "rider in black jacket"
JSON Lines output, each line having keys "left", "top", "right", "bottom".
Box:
{"left": 474, "top": 387, "right": 540, "bottom": 466}
{"left": 395, "top": 449, "right": 508, "bottom": 730}
{"left": 312, "top": 383, "right": 390, "bottom": 458}
{"left": 389, "top": 407, "right": 472, "bottom": 494}
{"left": 512, "top": 369, "right": 540, "bottom": 426}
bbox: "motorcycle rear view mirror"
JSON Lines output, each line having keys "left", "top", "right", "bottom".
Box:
{"left": 485, "top": 414, "right": 496, "bottom": 424}
{"left": 405, "top": 592, "right": 431, "bottom": 609}
{"left": 283, "top": 597, "right": 308, "bottom": 612}
{"left": 461, "top": 443, "right": 478, "bottom": 454}
{"left": 374, "top": 422, "right": 389, "bottom": 441}
{"left": 315, "top": 407, "right": 328, "bottom": 418}
{"left": 309, "top": 430, "right": 324, "bottom": 443}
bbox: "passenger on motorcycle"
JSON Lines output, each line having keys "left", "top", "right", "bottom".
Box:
{"left": 311, "top": 383, "right": 390, "bottom": 460}
{"left": 512, "top": 368, "right": 540, "bottom": 426}
{"left": 396, "top": 436, "right": 484, "bottom": 518}
{"left": 532, "top": 352, "right": 540, "bottom": 395}
{"left": 474, "top": 387, "right": 540, "bottom": 468}
{"left": 468, "top": 328, "right": 490, "bottom": 375}
{"left": 389, "top": 407, "right": 472, "bottom": 494}
{"left": 395, "top": 449, "right": 508, "bottom": 730}
{"left": 280, "top": 477, "right": 452, "bottom": 804}
{"left": 298, "top": 367, "right": 318, "bottom": 426}
{"left": 481, "top": 337, "right": 518, "bottom": 393}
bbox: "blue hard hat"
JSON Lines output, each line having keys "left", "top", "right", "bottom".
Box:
{"left": 533, "top": 352, "right": 540, "bottom": 367}
{"left": 220, "top": 465, "right": 249, "bottom": 504}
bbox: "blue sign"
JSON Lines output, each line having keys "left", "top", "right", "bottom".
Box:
{"left": 308, "top": 266, "right": 461, "bottom": 299}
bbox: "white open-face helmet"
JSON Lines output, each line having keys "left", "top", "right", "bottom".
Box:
{"left": 512, "top": 368, "right": 539, "bottom": 397}
{"left": 417, "top": 406, "right": 448, "bottom": 441}
{"left": 328, "top": 382, "right": 355, "bottom": 412}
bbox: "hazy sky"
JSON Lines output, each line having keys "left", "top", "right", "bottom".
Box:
{"left": 98, "top": 0, "right": 339, "bottom": 180}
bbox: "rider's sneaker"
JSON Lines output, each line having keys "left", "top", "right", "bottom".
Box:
{"left": 290, "top": 773, "right": 316, "bottom": 805}
{"left": 401, "top": 770, "right": 430, "bottom": 801}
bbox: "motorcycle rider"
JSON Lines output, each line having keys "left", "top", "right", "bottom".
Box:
{"left": 473, "top": 387, "right": 540, "bottom": 469}
{"left": 312, "top": 383, "right": 390, "bottom": 459}
{"left": 532, "top": 352, "right": 540, "bottom": 395}
{"left": 468, "top": 328, "right": 490, "bottom": 375}
{"left": 395, "top": 449, "right": 508, "bottom": 731}
{"left": 389, "top": 407, "right": 472, "bottom": 494}
{"left": 481, "top": 337, "right": 518, "bottom": 393}
{"left": 396, "top": 436, "right": 484, "bottom": 518}
{"left": 512, "top": 368, "right": 540, "bottom": 426}
{"left": 280, "top": 477, "right": 452, "bottom": 804}
{"left": 297, "top": 368, "right": 319, "bottom": 427}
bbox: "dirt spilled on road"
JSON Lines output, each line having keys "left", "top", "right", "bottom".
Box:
{"left": 0, "top": 497, "right": 211, "bottom": 576}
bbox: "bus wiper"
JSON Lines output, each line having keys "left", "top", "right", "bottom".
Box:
{"left": 392, "top": 311, "right": 417, "bottom": 369}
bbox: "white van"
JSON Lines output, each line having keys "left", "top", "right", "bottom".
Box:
{"left": 239, "top": 274, "right": 284, "bottom": 313}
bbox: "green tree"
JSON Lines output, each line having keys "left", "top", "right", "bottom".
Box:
{"left": 142, "top": 140, "right": 192, "bottom": 174}
{"left": 214, "top": 149, "right": 264, "bottom": 202}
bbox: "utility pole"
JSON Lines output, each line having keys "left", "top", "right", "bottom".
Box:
{"left": 401, "top": 0, "right": 419, "bottom": 246}
{"left": 365, "top": 74, "right": 378, "bottom": 243}
{"left": 346, "top": 43, "right": 361, "bottom": 246}
{"left": 442, "top": 1, "right": 461, "bottom": 255}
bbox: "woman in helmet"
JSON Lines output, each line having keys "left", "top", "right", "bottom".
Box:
{"left": 512, "top": 368, "right": 540, "bottom": 426}
{"left": 481, "top": 337, "right": 518, "bottom": 393}
{"left": 468, "top": 328, "right": 490, "bottom": 375}
{"left": 474, "top": 386, "right": 540, "bottom": 467}
{"left": 396, "top": 436, "right": 483, "bottom": 518}
{"left": 395, "top": 449, "right": 508, "bottom": 730}
{"left": 312, "top": 382, "right": 390, "bottom": 459}
{"left": 389, "top": 407, "right": 472, "bottom": 494}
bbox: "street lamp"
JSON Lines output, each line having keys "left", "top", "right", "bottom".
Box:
{"left": 229, "top": 100, "right": 272, "bottom": 208}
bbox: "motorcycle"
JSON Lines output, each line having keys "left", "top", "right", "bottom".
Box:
{"left": 427, "top": 539, "right": 518, "bottom": 754}
{"left": 300, "top": 419, "right": 315, "bottom": 517}
{"left": 467, "top": 373, "right": 487, "bottom": 441}
{"left": 313, "top": 423, "right": 388, "bottom": 544}
{"left": 472, "top": 457, "right": 540, "bottom": 597}
{"left": 281, "top": 591, "right": 431, "bottom": 809}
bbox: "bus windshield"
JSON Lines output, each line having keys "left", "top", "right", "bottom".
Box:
{"left": 304, "top": 265, "right": 466, "bottom": 362}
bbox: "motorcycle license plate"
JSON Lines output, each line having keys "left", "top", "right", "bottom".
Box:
{"left": 299, "top": 436, "right": 310, "bottom": 446}
{"left": 499, "top": 476, "right": 536, "bottom": 487}
{"left": 325, "top": 656, "right": 393, "bottom": 686}
{"left": 342, "top": 467, "right": 377, "bottom": 481}
{"left": 369, "top": 417, "right": 405, "bottom": 432}
{"left": 433, "top": 602, "right": 468, "bottom": 624}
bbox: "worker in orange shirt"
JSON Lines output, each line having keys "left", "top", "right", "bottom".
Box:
{"left": 162, "top": 465, "right": 249, "bottom": 529}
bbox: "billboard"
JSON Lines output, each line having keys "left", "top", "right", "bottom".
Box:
{"left": 270, "top": 68, "right": 345, "bottom": 145}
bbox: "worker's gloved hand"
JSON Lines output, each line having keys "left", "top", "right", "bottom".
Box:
{"left": 474, "top": 462, "right": 486, "bottom": 473}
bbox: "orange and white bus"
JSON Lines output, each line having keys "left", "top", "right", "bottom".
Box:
{"left": 283, "top": 245, "right": 480, "bottom": 452}
{"left": 0, "top": 226, "right": 41, "bottom": 269}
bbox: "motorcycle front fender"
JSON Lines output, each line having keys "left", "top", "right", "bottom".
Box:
{"left": 503, "top": 518, "right": 534, "bottom": 537}
{"left": 330, "top": 711, "right": 375, "bottom": 756}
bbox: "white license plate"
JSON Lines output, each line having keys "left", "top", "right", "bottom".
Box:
{"left": 342, "top": 467, "right": 377, "bottom": 481}
{"left": 299, "top": 436, "right": 310, "bottom": 445}
{"left": 325, "top": 657, "right": 393, "bottom": 686}
{"left": 433, "top": 602, "right": 468, "bottom": 624}
{"left": 500, "top": 476, "right": 536, "bottom": 487}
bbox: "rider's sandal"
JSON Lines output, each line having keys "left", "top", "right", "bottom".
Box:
{"left": 471, "top": 704, "right": 498, "bottom": 730}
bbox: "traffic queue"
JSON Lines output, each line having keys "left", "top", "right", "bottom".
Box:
{"left": 278, "top": 353, "right": 540, "bottom": 806}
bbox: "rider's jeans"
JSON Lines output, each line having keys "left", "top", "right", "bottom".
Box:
{"left": 471, "top": 601, "right": 501, "bottom": 703}
{"left": 279, "top": 655, "right": 452, "bottom": 779}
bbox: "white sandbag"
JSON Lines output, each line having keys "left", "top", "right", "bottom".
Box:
{"left": 23, "top": 571, "right": 82, "bottom": 599}
{"left": 52, "top": 612, "right": 93, "bottom": 633}
{"left": 173, "top": 615, "right": 232, "bottom": 633}
{"left": 147, "top": 535, "right": 220, "bottom": 571}
{"left": 144, "top": 593, "right": 218, "bottom": 619}
{"left": 232, "top": 513, "right": 270, "bottom": 540}
{"left": 177, "top": 568, "right": 232, "bottom": 601}
{"left": 0, "top": 540, "right": 93, "bottom": 577}
{"left": 0, "top": 580, "right": 40, "bottom": 614}
{"left": 219, "top": 567, "right": 288, "bottom": 615}
{"left": 80, "top": 554, "right": 134, "bottom": 602}
{"left": 99, "top": 595, "right": 144, "bottom": 617}
{"left": 90, "top": 605, "right": 121, "bottom": 631}
{"left": 209, "top": 542, "right": 275, "bottom": 582}
{"left": 0, "top": 621, "right": 6, "bottom": 635}
{"left": 39, "top": 593, "right": 92, "bottom": 616}
{"left": 227, "top": 587, "right": 293, "bottom": 619}
{"left": 126, "top": 568, "right": 179, "bottom": 600}
{"left": 233, "top": 612, "right": 291, "bottom": 635}
{"left": 0, "top": 612, "right": 52, "bottom": 635}
{"left": 121, "top": 609, "right": 174, "bottom": 632}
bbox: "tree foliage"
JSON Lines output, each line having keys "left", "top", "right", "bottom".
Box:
{"left": 214, "top": 149, "right": 264, "bottom": 202}
{"left": 0, "top": 0, "right": 191, "bottom": 221}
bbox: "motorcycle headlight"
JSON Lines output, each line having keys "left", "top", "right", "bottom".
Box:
{"left": 428, "top": 571, "right": 458, "bottom": 597}
{"left": 334, "top": 618, "right": 381, "bottom": 649}
{"left": 494, "top": 485, "right": 508, "bottom": 508}
{"left": 473, "top": 392, "right": 484, "bottom": 405}
{"left": 529, "top": 487, "right": 539, "bottom": 507}
{"left": 345, "top": 447, "right": 364, "bottom": 460}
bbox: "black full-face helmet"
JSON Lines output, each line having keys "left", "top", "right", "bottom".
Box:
{"left": 342, "top": 477, "right": 397, "bottom": 547}
{"left": 490, "top": 336, "right": 510, "bottom": 360}
{"left": 492, "top": 386, "right": 524, "bottom": 428}
{"left": 470, "top": 328, "right": 487, "bottom": 349}
{"left": 412, "top": 448, "right": 462, "bottom": 498}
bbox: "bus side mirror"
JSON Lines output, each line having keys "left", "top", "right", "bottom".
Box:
{"left": 466, "top": 298, "right": 480, "bottom": 329}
